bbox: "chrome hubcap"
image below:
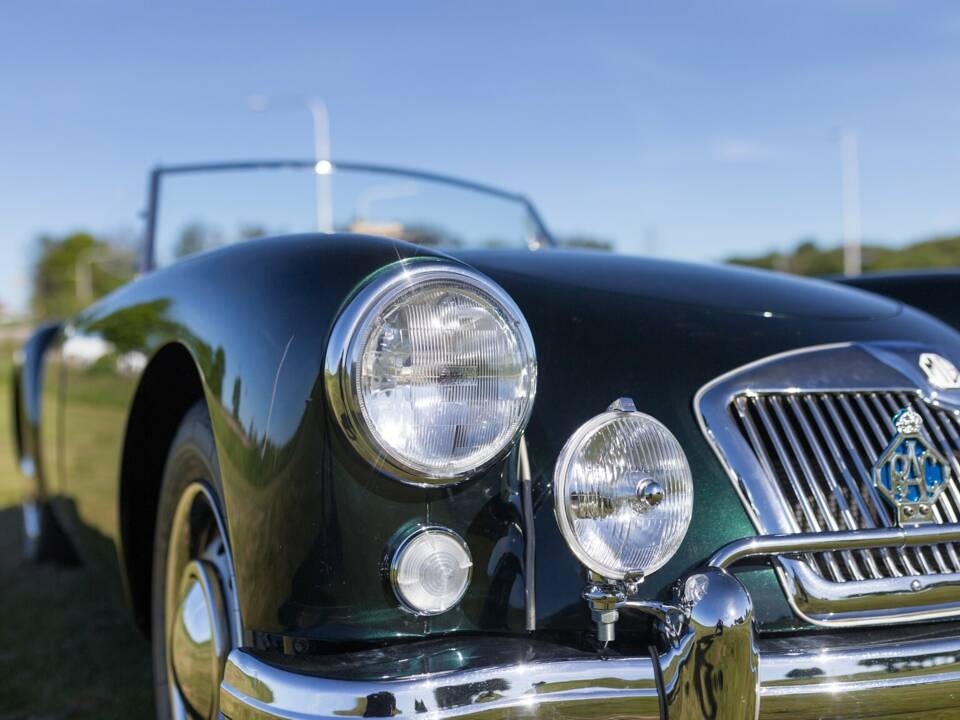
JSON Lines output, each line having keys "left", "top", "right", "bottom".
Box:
{"left": 170, "top": 560, "right": 228, "bottom": 718}
{"left": 165, "top": 484, "right": 241, "bottom": 720}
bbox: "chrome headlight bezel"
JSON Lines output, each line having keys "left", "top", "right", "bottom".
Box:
{"left": 324, "top": 261, "right": 537, "bottom": 486}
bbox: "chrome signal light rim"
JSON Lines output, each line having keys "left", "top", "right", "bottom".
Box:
{"left": 324, "top": 260, "right": 537, "bottom": 486}
{"left": 389, "top": 526, "right": 473, "bottom": 616}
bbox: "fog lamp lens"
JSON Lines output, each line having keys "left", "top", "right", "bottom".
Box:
{"left": 391, "top": 528, "right": 472, "bottom": 615}
{"left": 554, "top": 407, "right": 693, "bottom": 580}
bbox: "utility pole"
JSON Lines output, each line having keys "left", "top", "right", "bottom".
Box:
{"left": 249, "top": 95, "right": 334, "bottom": 232}
{"left": 307, "top": 99, "right": 333, "bottom": 233}
{"left": 840, "top": 130, "right": 862, "bottom": 277}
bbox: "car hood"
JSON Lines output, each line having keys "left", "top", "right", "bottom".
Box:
{"left": 452, "top": 249, "right": 900, "bottom": 321}
{"left": 448, "top": 246, "right": 960, "bottom": 632}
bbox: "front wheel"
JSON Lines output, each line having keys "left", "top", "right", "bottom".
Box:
{"left": 151, "top": 401, "right": 241, "bottom": 719}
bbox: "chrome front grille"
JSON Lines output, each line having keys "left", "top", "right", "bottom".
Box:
{"left": 732, "top": 391, "right": 960, "bottom": 583}
{"left": 696, "top": 342, "right": 960, "bottom": 626}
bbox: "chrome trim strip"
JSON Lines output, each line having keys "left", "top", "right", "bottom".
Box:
{"left": 219, "top": 620, "right": 960, "bottom": 719}
{"left": 759, "top": 631, "right": 960, "bottom": 719}
{"left": 518, "top": 435, "right": 536, "bottom": 631}
{"left": 710, "top": 525, "right": 960, "bottom": 625}
{"left": 694, "top": 341, "right": 960, "bottom": 626}
{"left": 709, "top": 524, "right": 960, "bottom": 569}
{"left": 220, "top": 525, "right": 960, "bottom": 719}
{"left": 220, "top": 649, "right": 661, "bottom": 720}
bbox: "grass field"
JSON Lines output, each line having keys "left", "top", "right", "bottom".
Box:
{"left": 0, "top": 342, "right": 154, "bottom": 719}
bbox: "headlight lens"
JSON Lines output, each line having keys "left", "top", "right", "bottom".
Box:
{"left": 554, "top": 405, "right": 693, "bottom": 579}
{"left": 391, "top": 528, "right": 472, "bottom": 615}
{"left": 325, "top": 262, "right": 537, "bottom": 485}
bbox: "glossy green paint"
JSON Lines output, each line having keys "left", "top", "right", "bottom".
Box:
{"left": 456, "top": 249, "right": 960, "bottom": 634}
{"left": 839, "top": 270, "right": 960, "bottom": 330}
{"left": 20, "top": 235, "right": 960, "bottom": 647}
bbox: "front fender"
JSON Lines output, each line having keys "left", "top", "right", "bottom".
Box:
{"left": 68, "top": 234, "right": 532, "bottom": 644}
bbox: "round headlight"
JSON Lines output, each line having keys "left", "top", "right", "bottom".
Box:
{"left": 325, "top": 262, "right": 537, "bottom": 485}
{"left": 554, "top": 404, "right": 693, "bottom": 580}
{"left": 391, "top": 527, "right": 473, "bottom": 615}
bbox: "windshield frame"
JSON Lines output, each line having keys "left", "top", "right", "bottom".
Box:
{"left": 141, "top": 159, "right": 555, "bottom": 272}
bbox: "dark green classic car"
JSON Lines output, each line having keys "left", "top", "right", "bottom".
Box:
{"left": 13, "top": 161, "right": 960, "bottom": 719}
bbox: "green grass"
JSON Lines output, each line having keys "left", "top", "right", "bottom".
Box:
{"left": 0, "top": 341, "right": 153, "bottom": 720}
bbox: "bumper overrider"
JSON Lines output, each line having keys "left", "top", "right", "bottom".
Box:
{"left": 220, "top": 525, "right": 960, "bottom": 719}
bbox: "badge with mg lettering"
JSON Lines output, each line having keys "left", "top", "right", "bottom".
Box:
{"left": 873, "top": 408, "right": 951, "bottom": 526}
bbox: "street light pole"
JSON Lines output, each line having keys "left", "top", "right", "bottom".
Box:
{"left": 249, "top": 95, "right": 334, "bottom": 232}
{"left": 840, "top": 129, "right": 862, "bottom": 277}
{"left": 306, "top": 99, "right": 334, "bottom": 233}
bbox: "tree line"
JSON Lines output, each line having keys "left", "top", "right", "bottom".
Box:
{"left": 31, "top": 232, "right": 137, "bottom": 320}
{"left": 728, "top": 234, "right": 960, "bottom": 276}
{"left": 32, "top": 228, "right": 958, "bottom": 321}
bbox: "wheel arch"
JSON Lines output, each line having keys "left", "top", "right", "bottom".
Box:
{"left": 118, "top": 341, "right": 205, "bottom": 636}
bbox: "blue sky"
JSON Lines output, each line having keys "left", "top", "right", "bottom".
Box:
{"left": 2, "top": 1, "right": 960, "bottom": 311}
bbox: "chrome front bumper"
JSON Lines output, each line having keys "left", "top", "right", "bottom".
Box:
{"left": 220, "top": 526, "right": 960, "bottom": 720}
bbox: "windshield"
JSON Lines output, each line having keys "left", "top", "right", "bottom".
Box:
{"left": 149, "top": 161, "right": 551, "bottom": 268}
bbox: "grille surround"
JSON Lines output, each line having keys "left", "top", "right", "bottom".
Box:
{"left": 696, "top": 342, "right": 960, "bottom": 627}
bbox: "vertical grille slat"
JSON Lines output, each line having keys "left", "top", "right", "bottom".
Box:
{"left": 732, "top": 397, "right": 783, "bottom": 491}
{"left": 748, "top": 396, "right": 845, "bottom": 581}
{"left": 804, "top": 395, "right": 889, "bottom": 579}
{"left": 769, "top": 395, "right": 862, "bottom": 580}
{"left": 730, "top": 390, "right": 960, "bottom": 585}
{"left": 782, "top": 396, "right": 869, "bottom": 580}
{"left": 820, "top": 395, "right": 905, "bottom": 577}
{"left": 752, "top": 399, "right": 826, "bottom": 531}
{"left": 933, "top": 410, "right": 960, "bottom": 521}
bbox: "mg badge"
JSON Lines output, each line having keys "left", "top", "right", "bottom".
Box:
{"left": 873, "top": 408, "right": 951, "bottom": 526}
{"left": 919, "top": 352, "right": 960, "bottom": 390}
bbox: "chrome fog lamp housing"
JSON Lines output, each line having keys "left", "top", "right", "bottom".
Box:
{"left": 554, "top": 399, "right": 694, "bottom": 580}
{"left": 391, "top": 527, "right": 473, "bottom": 615}
{"left": 325, "top": 261, "right": 537, "bottom": 485}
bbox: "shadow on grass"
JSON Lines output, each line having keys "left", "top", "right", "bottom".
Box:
{"left": 0, "top": 504, "right": 153, "bottom": 719}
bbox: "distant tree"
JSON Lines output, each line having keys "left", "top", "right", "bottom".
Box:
{"left": 727, "top": 234, "right": 960, "bottom": 276}
{"left": 401, "top": 223, "right": 463, "bottom": 248}
{"left": 32, "top": 232, "right": 136, "bottom": 319}
{"left": 789, "top": 239, "right": 844, "bottom": 276}
{"left": 231, "top": 376, "right": 242, "bottom": 421}
{"left": 558, "top": 234, "right": 615, "bottom": 252}
{"left": 173, "top": 223, "right": 205, "bottom": 259}
{"left": 238, "top": 225, "right": 270, "bottom": 241}
{"left": 174, "top": 222, "right": 224, "bottom": 259}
